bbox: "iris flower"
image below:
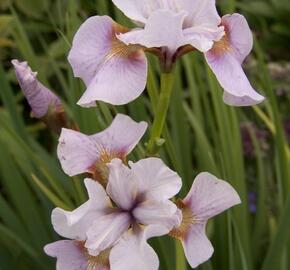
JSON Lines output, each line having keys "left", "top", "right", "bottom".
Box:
{"left": 170, "top": 172, "right": 241, "bottom": 268}
{"left": 57, "top": 113, "right": 147, "bottom": 184}
{"left": 45, "top": 158, "right": 182, "bottom": 270}
{"left": 69, "top": 1, "right": 264, "bottom": 107}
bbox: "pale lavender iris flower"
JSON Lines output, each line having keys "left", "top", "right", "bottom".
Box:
{"left": 12, "top": 59, "right": 62, "bottom": 118}
{"left": 69, "top": 0, "right": 223, "bottom": 107}
{"left": 46, "top": 158, "right": 182, "bottom": 270}
{"left": 205, "top": 14, "right": 265, "bottom": 106}
{"left": 171, "top": 172, "right": 241, "bottom": 268}
{"left": 69, "top": 1, "right": 264, "bottom": 107}
{"left": 57, "top": 114, "right": 147, "bottom": 183}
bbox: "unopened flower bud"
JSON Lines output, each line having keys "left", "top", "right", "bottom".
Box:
{"left": 12, "top": 59, "right": 71, "bottom": 133}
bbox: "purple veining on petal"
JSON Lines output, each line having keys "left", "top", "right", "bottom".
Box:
{"left": 57, "top": 114, "right": 147, "bottom": 180}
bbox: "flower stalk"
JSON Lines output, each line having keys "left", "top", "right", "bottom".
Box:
{"left": 175, "top": 240, "right": 187, "bottom": 270}
{"left": 147, "top": 70, "right": 176, "bottom": 156}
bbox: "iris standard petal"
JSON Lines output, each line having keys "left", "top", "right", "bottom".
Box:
{"left": 118, "top": 9, "right": 187, "bottom": 54}
{"left": 176, "top": 0, "right": 224, "bottom": 52}
{"left": 183, "top": 25, "right": 224, "bottom": 52}
{"left": 106, "top": 159, "right": 138, "bottom": 210}
{"left": 178, "top": 0, "right": 221, "bottom": 28}
{"left": 114, "top": 0, "right": 224, "bottom": 55}
{"left": 128, "top": 158, "right": 182, "bottom": 201}
{"left": 112, "top": 0, "right": 159, "bottom": 24}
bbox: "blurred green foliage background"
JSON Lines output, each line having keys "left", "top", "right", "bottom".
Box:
{"left": 0, "top": 0, "right": 289, "bottom": 269}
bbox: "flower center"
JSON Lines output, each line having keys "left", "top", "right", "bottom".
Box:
{"left": 86, "top": 248, "right": 110, "bottom": 270}
{"left": 211, "top": 34, "right": 231, "bottom": 56}
{"left": 77, "top": 241, "right": 110, "bottom": 270}
{"left": 105, "top": 23, "right": 143, "bottom": 62}
{"left": 89, "top": 145, "right": 126, "bottom": 186}
{"left": 169, "top": 200, "right": 196, "bottom": 239}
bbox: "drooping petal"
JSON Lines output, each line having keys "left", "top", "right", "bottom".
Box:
{"left": 106, "top": 159, "right": 138, "bottom": 210}
{"left": 222, "top": 14, "right": 253, "bottom": 63}
{"left": 223, "top": 92, "right": 264, "bottom": 106}
{"left": 11, "top": 59, "right": 62, "bottom": 118}
{"left": 109, "top": 225, "right": 167, "bottom": 270}
{"left": 68, "top": 16, "right": 113, "bottom": 86}
{"left": 205, "top": 50, "right": 265, "bottom": 106}
{"left": 57, "top": 129, "right": 101, "bottom": 176}
{"left": 91, "top": 114, "right": 148, "bottom": 156}
{"left": 52, "top": 179, "right": 111, "bottom": 240}
{"left": 85, "top": 212, "right": 130, "bottom": 256}
{"left": 182, "top": 223, "right": 214, "bottom": 269}
{"left": 68, "top": 15, "right": 147, "bottom": 107}
{"left": 118, "top": 10, "right": 187, "bottom": 55}
{"left": 77, "top": 53, "right": 147, "bottom": 106}
{"left": 44, "top": 240, "right": 88, "bottom": 270}
{"left": 133, "top": 200, "right": 181, "bottom": 229}
{"left": 183, "top": 172, "right": 241, "bottom": 221}
{"left": 205, "top": 14, "right": 265, "bottom": 106}
{"left": 128, "top": 158, "right": 182, "bottom": 201}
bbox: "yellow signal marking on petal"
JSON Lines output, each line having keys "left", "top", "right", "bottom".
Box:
{"left": 104, "top": 23, "right": 143, "bottom": 62}
{"left": 76, "top": 241, "right": 110, "bottom": 270}
{"left": 89, "top": 143, "right": 126, "bottom": 186}
{"left": 86, "top": 248, "right": 110, "bottom": 270}
{"left": 211, "top": 35, "right": 232, "bottom": 56}
{"left": 169, "top": 200, "right": 202, "bottom": 240}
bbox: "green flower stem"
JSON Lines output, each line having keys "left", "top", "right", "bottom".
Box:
{"left": 147, "top": 71, "right": 175, "bottom": 155}
{"left": 175, "top": 240, "right": 187, "bottom": 270}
